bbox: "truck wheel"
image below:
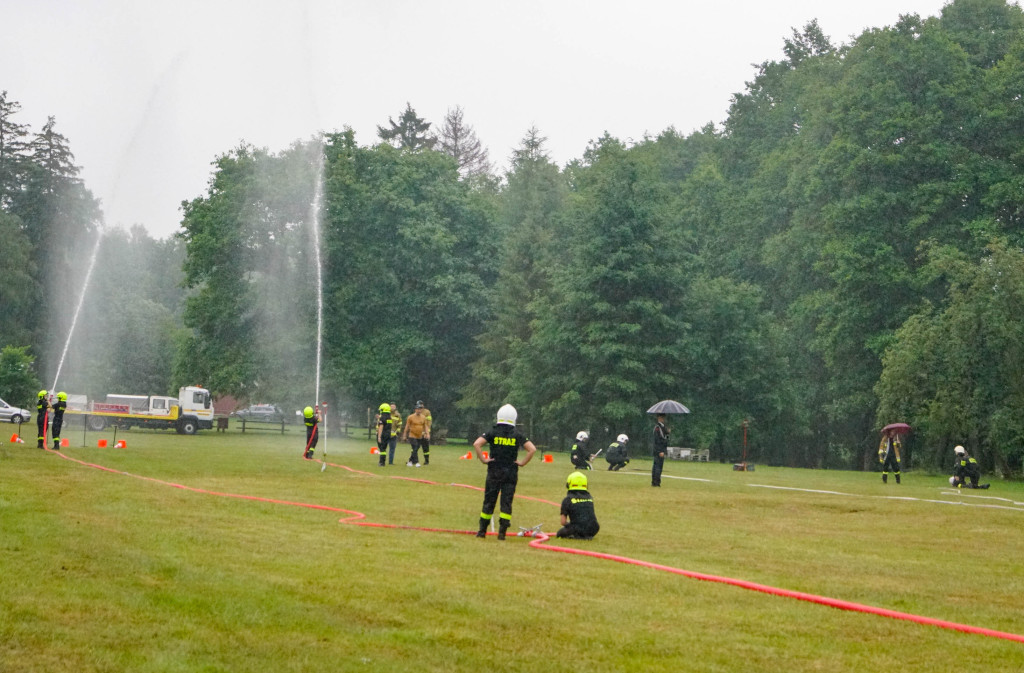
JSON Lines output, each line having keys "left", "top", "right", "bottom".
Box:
{"left": 179, "top": 418, "right": 198, "bottom": 435}
{"left": 87, "top": 416, "right": 106, "bottom": 431}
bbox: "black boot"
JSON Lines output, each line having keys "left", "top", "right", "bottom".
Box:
{"left": 497, "top": 520, "right": 510, "bottom": 540}
{"left": 53, "top": 440, "right": 60, "bottom": 451}
{"left": 424, "top": 454, "right": 429, "bottom": 465}
{"left": 895, "top": 473, "right": 901, "bottom": 484}
{"left": 476, "top": 518, "right": 488, "bottom": 538}
{"left": 882, "top": 473, "right": 888, "bottom": 483}
{"left": 37, "top": 439, "right": 43, "bottom": 449}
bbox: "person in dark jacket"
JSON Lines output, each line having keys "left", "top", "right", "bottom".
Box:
{"left": 652, "top": 414, "right": 669, "bottom": 487}
{"left": 473, "top": 404, "right": 537, "bottom": 540}
{"left": 50, "top": 392, "right": 67, "bottom": 451}
{"left": 557, "top": 471, "right": 600, "bottom": 540}
{"left": 376, "top": 403, "right": 392, "bottom": 467}
{"left": 569, "top": 431, "right": 593, "bottom": 470}
{"left": 951, "top": 445, "right": 990, "bottom": 489}
{"left": 36, "top": 390, "right": 49, "bottom": 449}
{"left": 605, "top": 434, "right": 630, "bottom": 471}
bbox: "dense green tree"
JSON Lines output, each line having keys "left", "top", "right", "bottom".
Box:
{"left": 377, "top": 103, "right": 437, "bottom": 151}
{"left": 0, "top": 212, "right": 36, "bottom": 347}
{"left": 0, "top": 90, "right": 31, "bottom": 210}
{"left": 0, "top": 345, "right": 41, "bottom": 406}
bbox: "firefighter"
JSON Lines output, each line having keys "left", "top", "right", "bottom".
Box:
{"left": 50, "top": 392, "right": 67, "bottom": 451}
{"left": 951, "top": 445, "right": 990, "bottom": 489}
{"left": 473, "top": 404, "right": 537, "bottom": 540}
{"left": 387, "top": 403, "right": 402, "bottom": 465}
{"left": 605, "top": 434, "right": 630, "bottom": 471}
{"left": 302, "top": 405, "right": 320, "bottom": 459}
{"left": 402, "top": 404, "right": 428, "bottom": 467}
{"left": 569, "top": 431, "right": 593, "bottom": 470}
{"left": 35, "top": 390, "right": 49, "bottom": 449}
{"left": 415, "top": 400, "right": 433, "bottom": 465}
{"left": 557, "top": 471, "right": 600, "bottom": 540}
{"left": 878, "top": 429, "right": 902, "bottom": 484}
{"left": 376, "top": 403, "right": 392, "bottom": 467}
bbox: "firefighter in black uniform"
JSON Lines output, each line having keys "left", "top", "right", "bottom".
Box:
{"left": 652, "top": 414, "right": 669, "bottom": 487}
{"left": 557, "top": 471, "right": 600, "bottom": 540}
{"left": 303, "top": 405, "right": 320, "bottom": 459}
{"left": 569, "top": 431, "right": 593, "bottom": 470}
{"left": 952, "top": 445, "right": 990, "bottom": 489}
{"left": 473, "top": 404, "right": 537, "bottom": 540}
{"left": 878, "top": 429, "right": 902, "bottom": 484}
{"left": 35, "top": 390, "right": 49, "bottom": 449}
{"left": 376, "top": 403, "right": 392, "bottom": 467}
{"left": 50, "top": 392, "right": 67, "bottom": 451}
{"left": 605, "top": 434, "right": 630, "bottom": 471}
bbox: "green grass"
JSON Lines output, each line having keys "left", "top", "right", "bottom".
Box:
{"left": 2, "top": 428, "right": 1024, "bottom": 672}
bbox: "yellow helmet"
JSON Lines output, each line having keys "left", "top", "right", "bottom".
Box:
{"left": 38, "top": 390, "right": 48, "bottom": 397}
{"left": 303, "top": 406, "right": 314, "bottom": 418}
{"left": 566, "top": 471, "right": 588, "bottom": 491}
{"left": 57, "top": 392, "right": 67, "bottom": 401}
{"left": 379, "top": 403, "right": 391, "bottom": 413}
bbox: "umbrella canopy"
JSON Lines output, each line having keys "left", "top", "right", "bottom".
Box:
{"left": 646, "top": 400, "right": 690, "bottom": 415}
{"left": 881, "top": 422, "right": 911, "bottom": 435}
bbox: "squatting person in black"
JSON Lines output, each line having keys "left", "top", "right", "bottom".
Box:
{"left": 556, "top": 471, "right": 600, "bottom": 540}
{"left": 473, "top": 404, "right": 537, "bottom": 540}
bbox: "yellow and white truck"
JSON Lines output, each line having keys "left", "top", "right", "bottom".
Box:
{"left": 66, "top": 386, "right": 214, "bottom": 434}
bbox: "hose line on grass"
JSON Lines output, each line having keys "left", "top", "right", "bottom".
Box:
{"left": 47, "top": 448, "right": 1024, "bottom": 645}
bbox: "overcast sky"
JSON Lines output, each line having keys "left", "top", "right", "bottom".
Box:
{"left": 5, "top": 0, "right": 953, "bottom": 239}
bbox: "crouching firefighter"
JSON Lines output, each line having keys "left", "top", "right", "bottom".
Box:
{"left": 557, "top": 471, "right": 600, "bottom": 540}
{"left": 303, "top": 405, "right": 321, "bottom": 459}
{"left": 473, "top": 404, "right": 537, "bottom": 540}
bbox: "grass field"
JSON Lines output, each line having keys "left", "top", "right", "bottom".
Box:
{"left": 2, "top": 426, "right": 1024, "bottom": 672}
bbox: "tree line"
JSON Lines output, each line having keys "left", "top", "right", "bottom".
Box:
{"left": 4, "top": 0, "right": 1023, "bottom": 476}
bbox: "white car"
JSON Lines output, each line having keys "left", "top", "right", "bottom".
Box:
{"left": 0, "top": 397, "right": 32, "bottom": 424}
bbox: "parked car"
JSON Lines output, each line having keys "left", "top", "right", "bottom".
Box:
{"left": 231, "top": 404, "right": 289, "bottom": 424}
{"left": 0, "top": 397, "right": 32, "bottom": 424}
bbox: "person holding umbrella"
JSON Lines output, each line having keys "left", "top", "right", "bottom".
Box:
{"left": 646, "top": 400, "right": 689, "bottom": 488}
{"left": 878, "top": 423, "right": 910, "bottom": 484}
{"left": 878, "top": 429, "right": 902, "bottom": 484}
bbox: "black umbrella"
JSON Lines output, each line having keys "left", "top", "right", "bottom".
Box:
{"left": 646, "top": 400, "right": 690, "bottom": 415}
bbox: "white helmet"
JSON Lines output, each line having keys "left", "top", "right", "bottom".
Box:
{"left": 496, "top": 404, "right": 517, "bottom": 426}
{"left": 954, "top": 445, "right": 966, "bottom": 455}
{"left": 576, "top": 431, "right": 589, "bottom": 442}
{"left": 617, "top": 434, "right": 629, "bottom": 443}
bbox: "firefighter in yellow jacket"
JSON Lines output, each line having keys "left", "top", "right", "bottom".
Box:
{"left": 878, "top": 429, "right": 901, "bottom": 484}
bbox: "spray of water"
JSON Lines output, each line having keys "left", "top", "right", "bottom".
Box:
{"left": 51, "top": 229, "right": 103, "bottom": 391}
{"left": 310, "top": 136, "right": 326, "bottom": 407}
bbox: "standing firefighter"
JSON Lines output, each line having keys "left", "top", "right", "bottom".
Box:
{"left": 473, "top": 404, "right": 537, "bottom": 540}
{"left": 50, "top": 392, "right": 67, "bottom": 451}
{"left": 303, "top": 405, "right": 321, "bottom": 460}
{"left": 387, "top": 403, "right": 402, "bottom": 465}
{"left": 556, "top": 471, "right": 600, "bottom": 540}
{"left": 376, "top": 403, "right": 392, "bottom": 467}
{"left": 878, "top": 429, "right": 902, "bottom": 484}
{"left": 951, "top": 445, "right": 990, "bottom": 489}
{"left": 402, "top": 404, "right": 428, "bottom": 467}
{"left": 35, "top": 390, "right": 49, "bottom": 449}
{"left": 569, "top": 431, "right": 593, "bottom": 470}
{"left": 415, "top": 400, "right": 433, "bottom": 465}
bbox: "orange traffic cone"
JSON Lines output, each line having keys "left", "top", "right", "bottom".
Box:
{"left": 9, "top": 433, "right": 19, "bottom": 443}
{"left": 60, "top": 438, "right": 70, "bottom": 447}
{"left": 115, "top": 440, "right": 126, "bottom": 449}
{"left": 97, "top": 439, "right": 108, "bottom": 448}
{"left": 370, "top": 447, "right": 379, "bottom": 454}
{"left": 543, "top": 454, "right": 554, "bottom": 463}
{"left": 459, "top": 450, "right": 472, "bottom": 460}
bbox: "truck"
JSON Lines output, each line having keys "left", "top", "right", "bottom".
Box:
{"left": 66, "top": 386, "right": 214, "bottom": 435}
